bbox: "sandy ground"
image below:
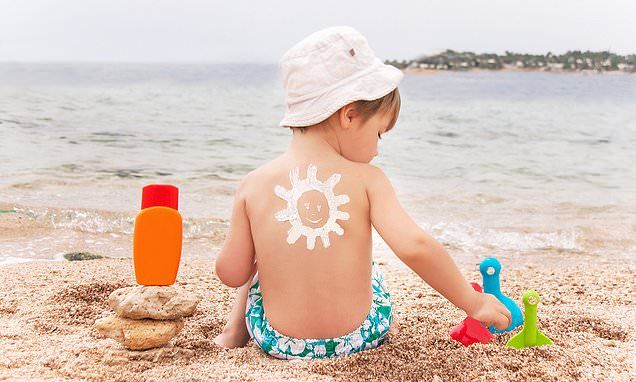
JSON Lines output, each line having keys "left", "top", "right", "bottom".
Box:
{"left": 0, "top": 250, "right": 634, "bottom": 381}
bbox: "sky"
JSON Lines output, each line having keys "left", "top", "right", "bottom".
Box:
{"left": 0, "top": 0, "right": 634, "bottom": 63}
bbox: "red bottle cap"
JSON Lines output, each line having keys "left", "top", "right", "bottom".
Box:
{"left": 141, "top": 184, "right": 179, "bottom": 210}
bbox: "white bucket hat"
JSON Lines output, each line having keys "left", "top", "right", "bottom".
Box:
{"left": 279, "top": 26, "right": 404, "bottom": 127}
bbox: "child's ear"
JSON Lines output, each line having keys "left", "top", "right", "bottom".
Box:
{"left": 339, "top": 104, "right": 359, "bottom": 130}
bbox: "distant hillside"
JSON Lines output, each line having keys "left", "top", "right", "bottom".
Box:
{"left": 386, "top": 50, "right": 636, "bottom": 72}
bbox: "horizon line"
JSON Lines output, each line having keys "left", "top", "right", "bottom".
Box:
{"left": 1, "top": 49, "right": 634, "bottom": 65}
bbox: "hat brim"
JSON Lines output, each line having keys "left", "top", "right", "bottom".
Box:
{"left": 279, "top": 60, "right": 404, "bottom": 127}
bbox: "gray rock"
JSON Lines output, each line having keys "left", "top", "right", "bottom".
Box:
{"left": 108, "top": 285, "right": 200, "bottom": 320}
{"left": 63, "top": 252, "right": 104, "bottom": 261}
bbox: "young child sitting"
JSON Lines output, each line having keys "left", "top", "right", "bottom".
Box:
{"left": 213, "top": 26, "right": 511, "bottom": 360}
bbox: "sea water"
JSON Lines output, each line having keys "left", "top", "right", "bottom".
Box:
{"left": 0, "top": 63, "right": 634, "bottom": 264}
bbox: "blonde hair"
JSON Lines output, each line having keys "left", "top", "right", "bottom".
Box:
{"left": 292, "top": 87, "right": 401, "bottom": 133}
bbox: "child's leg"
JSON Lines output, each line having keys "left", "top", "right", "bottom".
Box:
{"left": 213, "top": 266, "right": 256, "bottom": 349}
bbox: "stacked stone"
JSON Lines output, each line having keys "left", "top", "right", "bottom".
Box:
{"left": 94, "top": 285, "right": 201, "bottom": 350}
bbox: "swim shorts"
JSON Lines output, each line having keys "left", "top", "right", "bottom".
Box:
{"left": 245, "top": 260, "right": 393, "bottom": 360}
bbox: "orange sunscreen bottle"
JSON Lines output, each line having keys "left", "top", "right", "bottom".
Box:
{"left": 133, "top": 184, "right": 182, "bottom": 286}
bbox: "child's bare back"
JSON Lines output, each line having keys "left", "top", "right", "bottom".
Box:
{"left": 241, "top": 142, "right": 378, "bottom": 338}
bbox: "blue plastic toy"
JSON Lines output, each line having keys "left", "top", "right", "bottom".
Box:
{"left": 479, "top": 257, "right": 524, "bottom": 333}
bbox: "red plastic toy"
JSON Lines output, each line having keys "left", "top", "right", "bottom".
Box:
{"left": 449, "top": 282, "right": 495, "bottom": 346}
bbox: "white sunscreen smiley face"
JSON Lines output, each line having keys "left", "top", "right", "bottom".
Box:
{"left": 298, "top": 190, "right": 329, "bottom": 227}
{"left": 274, "top": 164, "right": 350, "bottom": 250}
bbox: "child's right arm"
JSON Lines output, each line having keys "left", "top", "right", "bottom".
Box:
{"left": 215, "top": 177, "right": 256, "bottom": 288}
{"left": 366, "top": 165, "right": 511, "bottom": 330}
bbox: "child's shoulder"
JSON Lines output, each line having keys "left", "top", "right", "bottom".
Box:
{"left": 238, "top": 156, "right": 389, "bottom": 196}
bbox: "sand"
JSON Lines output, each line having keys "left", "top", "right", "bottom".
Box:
{"left": 0, "top": 251, "right": 634, "bottom": 382}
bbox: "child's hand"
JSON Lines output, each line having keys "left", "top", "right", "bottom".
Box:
{"left": 465, "top": 292, "right": 512, "bottom": 331}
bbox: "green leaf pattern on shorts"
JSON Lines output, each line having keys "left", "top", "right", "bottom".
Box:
{"left": 245, "top": 261, "right": 392, "bottom": 360}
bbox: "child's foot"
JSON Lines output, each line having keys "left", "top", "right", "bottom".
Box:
{"left": 213, "top": 326, "right": 251, "bottom": 349}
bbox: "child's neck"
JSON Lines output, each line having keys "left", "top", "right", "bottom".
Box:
{"left": 289, "top": 125, "right": 341, "bottom": 157}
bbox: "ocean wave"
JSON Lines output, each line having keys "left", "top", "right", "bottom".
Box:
{"left": 3, "top": 203, "right": 633, "bottom": 262}
{"left": 429, "top": 221, "right": 581, "bottom": 253}
{"left": 415, "top": 220, "right": 635, "bottom": 259}
{"left": 11, "top": 205, "right": 227, "bottom": 240}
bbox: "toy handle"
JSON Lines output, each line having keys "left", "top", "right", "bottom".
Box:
{"left": 522, "top": 290, "right": 540, "bottom": 307}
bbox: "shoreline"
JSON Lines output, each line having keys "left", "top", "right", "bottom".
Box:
{"left": 2, "top": 200, "right": 635, "bottom": 268}
{"left": 402, "top": 66, "right": 635, "bottom": 75}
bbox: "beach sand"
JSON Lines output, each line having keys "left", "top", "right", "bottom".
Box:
{"left": 0, "top": 245, "right": 634, "bottom": 381}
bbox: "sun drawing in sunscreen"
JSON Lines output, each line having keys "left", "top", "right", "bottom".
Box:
{"left": 274, "top": 164, "right": 350, "bottom": 250}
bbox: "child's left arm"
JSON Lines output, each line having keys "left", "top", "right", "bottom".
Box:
{"left": 215, "top": 178, "right": 256, "bottom": 288}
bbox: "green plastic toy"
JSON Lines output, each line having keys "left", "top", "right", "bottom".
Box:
{"left": 506, "top": 290, "right": 553, "bottom": 349}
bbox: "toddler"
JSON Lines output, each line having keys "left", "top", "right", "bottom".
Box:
{"left": 213, "top": 26, "right": 511, "bottom": 360}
